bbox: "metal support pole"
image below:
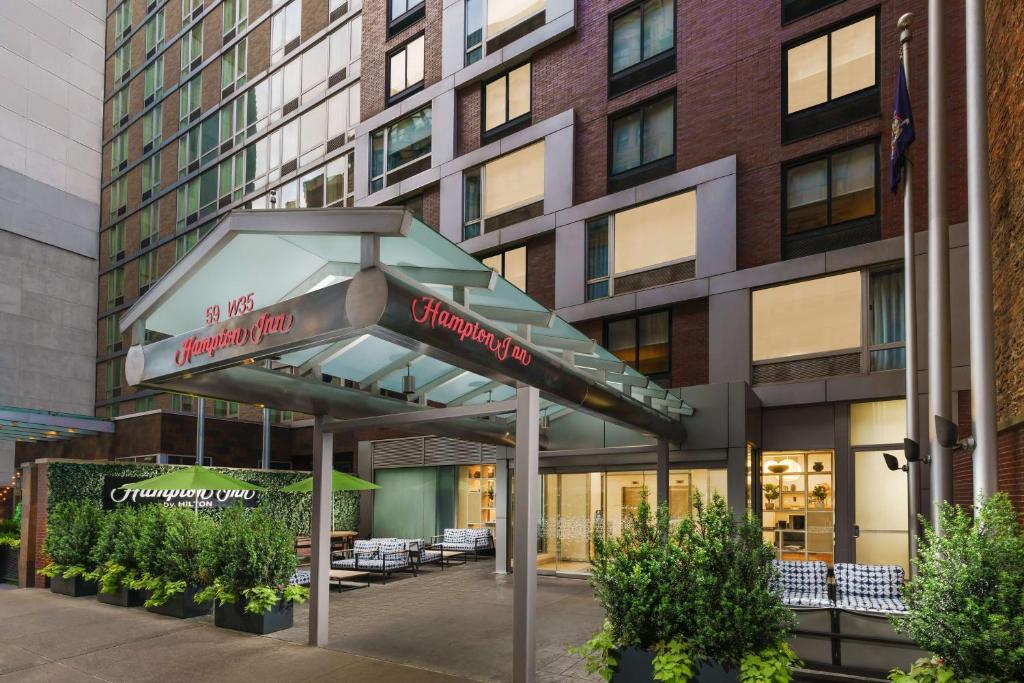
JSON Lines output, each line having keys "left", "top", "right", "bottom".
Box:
{"left": 512, "top": 385, "right": 539, "bottom": 683}
{"left": 494, "top": 451, "right": 510, "bottom": 574}
{"left": 966, "top": 0, "right": 998, "bottom": 501}
{"left": 195, "top": 397, "right": 205, "bottom": 466}
{"left": 899, "top": 14, "right": 922, "bottom": 572}
{"left": 927, "top": 0, "right": 953, "bottom": 531}
{"left": 261, "top": 407, "right": 271, "bottom": 470}
{"left": 309, "top": 415, "right": 333, "bottom": 647}
{"left": 656, "top": 439, "right": 669, "bottom": 509}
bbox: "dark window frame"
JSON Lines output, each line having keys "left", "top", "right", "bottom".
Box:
{"left": 481, "top": 244, "right": 528, "bottom": 292}
{"left": 781, "top": 0, "right": 846, "bottom": 25}
{"left": 385, "top": 33, "right": 427, "bottom": 107}
{"left": 607, "top": 0, "right": 677, "bottom": 98}
{"left": 780, "top": 137, "right": 881, "bottom": 259}
{"left": 606, "top": 90, "right": 677, "bottom": 193}
{"left": 781, "top": 8, "right": 881, "bottom": 143}
{"left": 480, "top": 61, "right": 532, "bottom": 144}
{"left": 603, "top": 308, "right": 672, "bottom": 385}
{"left": 388, "top": 0, "right": 425, "bottom": 36}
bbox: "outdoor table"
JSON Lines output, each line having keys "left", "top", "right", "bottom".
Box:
{"left": 440, "top": 551, "right": 466, "bottom": 568}
{"left": 329, "top": 569, "right": 370, "bottom": 590}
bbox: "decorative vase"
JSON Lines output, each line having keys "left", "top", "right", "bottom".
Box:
{"left": 813, "top": 462, "right": 824, "bottom": 472}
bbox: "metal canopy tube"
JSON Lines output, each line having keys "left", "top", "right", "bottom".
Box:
{"left": 350, "top": 267, "right": 685, "bottom": 443}
{"left": 149, "top": 366, "right": 520, "bottom": 447}
{"left": 321, "top": 399, "right": 519, "bottom": 433}
{"left": 309, "top": 416, "right": 332, "bottom": 647}
{"left": 261, "top": 406, "right": 271, "bottom": 470}
{"left": 512, "top": 385, "right": 539, "bottom": 683}
{"left": 195, "top": 397, "right": 205, "bottom": 466}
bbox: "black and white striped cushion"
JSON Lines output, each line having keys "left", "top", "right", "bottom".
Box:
{"left": 773, "top": 560, "right": 832, "bottom": 608}
{"left": 833, "top": 563, "right": 908, "bottom": 614}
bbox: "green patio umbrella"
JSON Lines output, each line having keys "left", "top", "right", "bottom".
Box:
{"left": 279, "top": 470, "right": 379, "bottom": 493}
{"left": 120, "top": 464, "right": 265, "bottom": 513}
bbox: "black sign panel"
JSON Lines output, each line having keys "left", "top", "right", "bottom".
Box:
{"left": 101, "top": 476, "right": 260, "bottom": 511}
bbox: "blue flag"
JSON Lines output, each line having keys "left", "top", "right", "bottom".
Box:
{"left": 889, "top": 61, "right": 915, "bottom": 193}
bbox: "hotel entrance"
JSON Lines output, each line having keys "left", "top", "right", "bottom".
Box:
{"left": 536, "top": 467, "right": 728, "bottom": 575}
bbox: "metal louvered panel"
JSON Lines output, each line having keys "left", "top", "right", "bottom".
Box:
{"left": 481, "top": 444, "right": 498, "bottom": 463}
{"left": 425, "top": 437, "right": 481, "bottom": 465}
{"left": 752, "top": 352, "right": 862, "bottom": 385}
{"left": 614, "top": 260, "right": 696, "bottom": 294}
{"left": 371, "top": 437, "right": 424, "bottom": 468}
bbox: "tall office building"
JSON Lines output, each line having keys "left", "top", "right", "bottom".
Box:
{"left": 76, "top": 0, "right": 1024, "bottom": 571}
{"left": 0, "top": 1, "right": 107, "bottom": 483}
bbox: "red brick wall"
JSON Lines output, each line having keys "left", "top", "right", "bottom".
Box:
{"left": 671, "top": 299, "right": 708, "bottom": 389}
{"left": 526, "top": 233, "right": 556, "bottom": 309}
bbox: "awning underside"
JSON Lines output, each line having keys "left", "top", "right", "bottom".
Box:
{"left": 122, "top": 209, "right": 690, "bottom": 444}
{"left": 0, "top": 407, "right": 114, "bottom": 443}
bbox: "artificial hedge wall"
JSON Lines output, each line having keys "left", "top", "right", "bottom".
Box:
{"left": 47, "top": 462, "right": 358, "bottom": 536}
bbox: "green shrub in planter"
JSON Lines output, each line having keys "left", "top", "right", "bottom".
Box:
{"left": 576, "top": 490, "right": 798, "bottom": 682}
{"left": 196, "top": 506, "right": 308, "bottom": 615}
{"left": 38, "top": 500, "right": 104, "bottom": 583}
{"left": 140, "top": 507, "right": 215, "bottom": 612}
{"left": 91, "top": 507, "right": 151, "bottom": 605}
{"left": 890, "top": 494, "right": 1024, "bottom": 682}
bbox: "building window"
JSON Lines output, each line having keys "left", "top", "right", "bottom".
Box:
{"left": 145, "top": 10, "right": 165, "bottom": 55}
{"left": 107, "top": 267, "right": 125, "bottom": 308}
{"left": 389, "top": 0, "right": 424, "bottom": 34}
{"left": 181, "top": 24, "right": 204, "bottom": 75}
{"left": 221, "top": 38, "right": 247, "bottom": 93}
{"left": 134, "top": 397, "right": 154, "bottom": 413}
{"left": 218, "top": 149, "right": 251, "bottom": 204}
{"left": 113, "top": 44, "right": 131, "bottom": 82}
{"left": 584, "top": 191, "right": 696, "bottom": 300}
{"left": 176, "top": 178, "right": 199, "bottom": 230}
{"left": 488, "top": 0, "right": 545, "bottom": 39}
{"left": 212, "top": 400, "right": 239, "bottom": 417}
{"left": 113, "top": 1, "right": 132, "bottom": 39}
{"left": 751, "top": 268, "right": 905, "bottom": 383}
{"left": 144, "top": 57, "right": 164, "bottom": 104}
{"left": 111, "top": 87, "right": 129, "bottom": 127}
{"left": 139, "top": 251, "right": 158, "bottom": 293}
{"left": 108, "top": 178, "right": 127, "bottom": 220}
{"left": 783, "top": 140, "right": 879, "bottom": 258}
{"left": 387, "top": 35, "right": 425, "bottom": 104}
{"left": 105, "top": 359, "right": 124, "bottom": 400}
{"left": 269, "top": 409, "right": 294, "bottom": 423}
{"left": 110, "top": 133, "right": 128, "bottom": 174}
{"left": 105, "top": 314, "right": 122, "bottom": 353}
{"left": 142, "top": 153, "right": 161, "bottom": 197}
{"left": 606, "top": 310, "right": 670, "bottom": 383}
{"left": 462, "top": 141, "right": 544, "bottom": 239}
{"left": 608, "top": 92, "right": 674, "bottom": 190}
{"left": 370, "top": 106, "right": 431, "bottom": 193}
{"left": 783, "top": 13, "right": 878, "bottom": 141}
{"left": 326, "top": 152, "right": 356, "bottom": 206}
{"left": 329, "top": 14, "right": 361, "bottom": 82}
{"left": 179, "top": 75, "right": 202, "bottom": 127}
{"left": 108, "top": 222, "right": 125, "bottom": 261}
{"left": 271, "top": 0, "right": 302, "bottom": 64}
{"left": 142, "top": 107, "right": 162, "bottom": 152}
{"left": 609, "top": 0, "right": 674, "bottom": 96}
{"left": 172, "top": 393, "right": 195, "bottom": 412}
{"left": 140, "top": 202, "right": 159, "bottom": 247}
{"left": 482, "top": 246, "right": 526, "bottom": 291}
{"left": 465, "top": 0, "right": 483, "bottom": 65}
{"left": 223, "top": 0, "right": 248, "bottom": 37}
{"left": 483, "top": 62, "right": 530, "bottom": 139}
{"left": 175, "top": 230, "right": 200, "bottom": 260}
{"left": 182, "top": 0, "right": 204, "bottom": 25}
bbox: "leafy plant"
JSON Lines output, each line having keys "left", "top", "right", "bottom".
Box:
{"left": 810, "top": 484, "right": 829, "bottom": 506}
{"left": 0, "top": 519, "right": 18, "bottom": 534}
{"left": 138, "top": 506, "right": 216, "bottom": 607}
{"left": 198, "top": 505, "right": 307, "bottom": 613}
{"left": 91, "top": 507, "right": 150, "bottom": 593}
{"left": 740, "top": 643, "right": 800, "bottom": 683}
{"left": 0, "top": 532, "right": 19, "bottom": 549}
{"left": 39, "top": 500, "right": 104, "bottom": 579}
{"left": 893, "top": 493, "right": 1024, "bottom": 681}
{"left": 762, "top": 483, "right": 781, "bottom": 507}
{"left": 570, "top": 621, "right": 618, "bottom": 682}
{"left": 653, "top": 640, "right": 695, "bottom": 682}
{"left": 888, "top": 656, "right": 958, "bottom": 683}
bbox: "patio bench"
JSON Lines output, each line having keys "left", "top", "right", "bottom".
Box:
{"left": 773, "top": 559, "right": 833, "bottom": 609}
{"left": 290, "top": 569, "right": 310, "bottom": 586}
{"left": 406, "top": 538, "right": 444, "bottom": 569}
{"left": 429, "top": 528, "right": 493, "bottom": 562}
{"left": 833, "top": 563, "right": 909, "bottom": 615}
{"left": 331, "top": 539, "right": 416, "bottom": 584}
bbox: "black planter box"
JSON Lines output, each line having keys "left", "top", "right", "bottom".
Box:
{"left": 612, "top": 648, "right": 740, "bottom": 683}
{"left": 147, "top": 585, "right": 212, "bottom": 619}
{"left": 50, "top": 574, "right": 97, "bottom": 597}
{"left": 214, "top": 599, "right": 293, "bottom": 634}
{"left": 98, "top": 585, "right": 147, "bottom": 607}
{"left": 3, "top": 546, "right": 18, "bottom": 581}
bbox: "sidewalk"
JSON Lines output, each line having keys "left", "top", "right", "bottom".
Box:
{"left": 0, "top": 588, "right": 478, "bottom": 682}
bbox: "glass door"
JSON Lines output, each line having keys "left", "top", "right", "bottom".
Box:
{"left": 853, "top": 449, "right": 909, "bottom": 573}
{"left": 761, "top": 451, "right": 835, "bottom": 564}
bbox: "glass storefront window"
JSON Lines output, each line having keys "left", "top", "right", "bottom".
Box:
{"left": 761, "top": 451, "right": 834, "bottom": 564}
{"left": 457, "top": 464, "right": 496, "bottom": 530}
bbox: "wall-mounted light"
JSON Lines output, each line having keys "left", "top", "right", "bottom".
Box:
{"left": 883, "top": 453, "right": 908, "bottom": 472}
{"left": 539, "top": 407, "right": 550, "bottom": 431}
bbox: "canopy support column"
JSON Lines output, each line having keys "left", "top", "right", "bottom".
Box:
{"left": 309, "top": 415, "right": 332, "bottom": 647}
{"left": 656, "top": 439, "right": 669, "bottom": 509}
{"left": 494, "top": 449, "right": 510, "bottom": 574}
{"left": 261, "top": 407, "right": 271, "bottom": 469}
{"left": 513, "top": 385, "right": 539, "bottom": 683}
{"left": 195, "top": 398, "right": 205, "bottom": 465}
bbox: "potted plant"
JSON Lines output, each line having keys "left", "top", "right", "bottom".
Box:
{"left": 141, "top": 506, "right": 215, "bottom": 618}
{"left": 0, "top": 519, "right": 19, "bottom": 582}
{"left": 37, "top": 500, "right": 104, "bottom": 597}
{"left": 196, "top": 506, "right": 309, "bottom": 634}
{"left": 92, "top": 507, "right": 149, "bottom": 607}
{"left": 810, "top": 484, "right": 829, "bottom": 509}
{"left": 575, "top": 490, "right": 798, "bottom": 682}
{"left": 889, "top": 493, "right": 1024, "bottom": 682}
{"left": 762, "top": 483, "right": 780, "bottom": 511}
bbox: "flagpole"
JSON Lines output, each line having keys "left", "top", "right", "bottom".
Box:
{"left": 965, "top": 0, "right": 998, "bottom": 502}
{"left": 927, "top": 0, "right": 953, "bottom": 532}
{"left": 898, "top": 13, "right": 921, "bottom": 572}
